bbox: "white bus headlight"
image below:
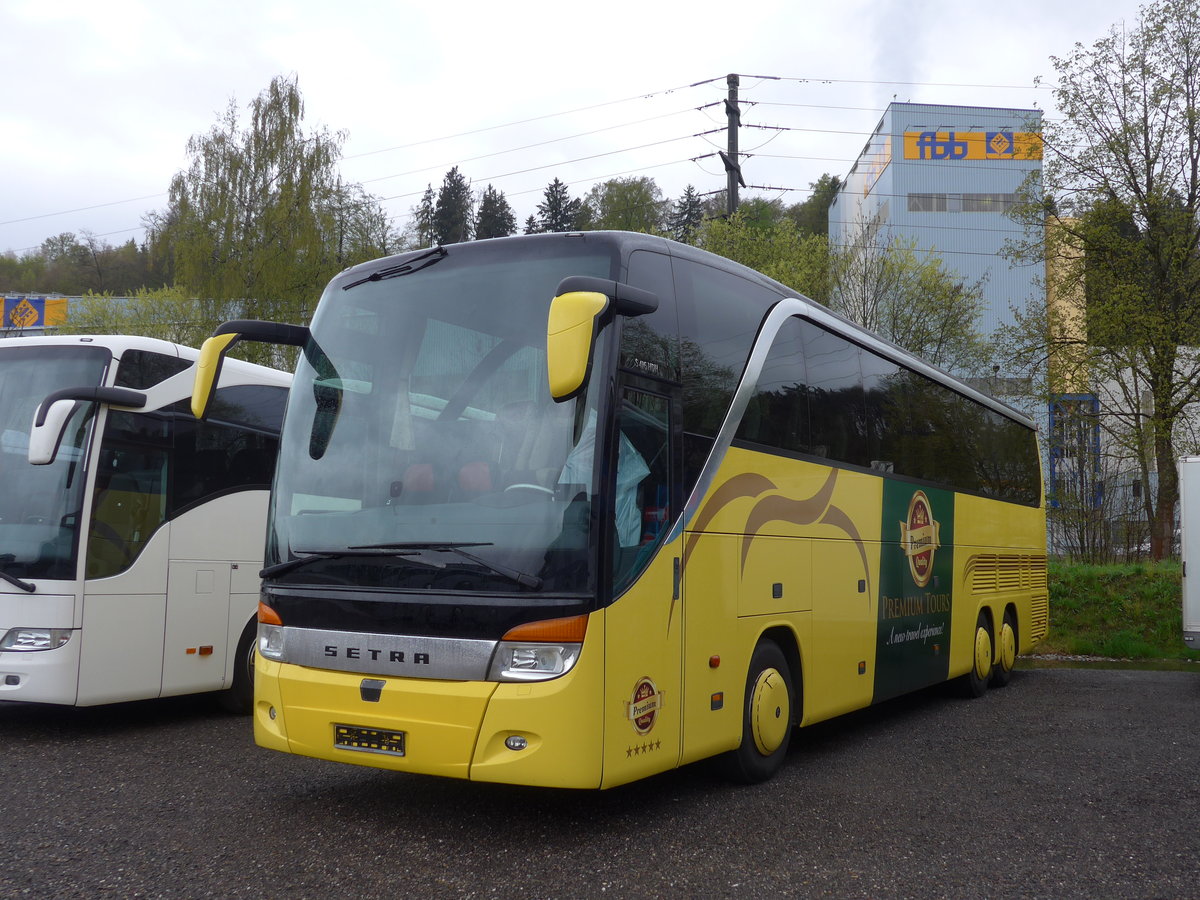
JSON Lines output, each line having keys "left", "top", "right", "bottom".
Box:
{"left": 257, "top": 623, "right": 286, "bottom": 661}
{"left": 489, "top": 642, "right": 581, "bottom": 681}
{"left": 1, "top": 628, "right": 73, "bottom": 651}
{"left": 487, "top": 615, "right": 588, "bottom": 682}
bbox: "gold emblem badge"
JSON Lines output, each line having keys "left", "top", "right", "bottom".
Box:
{"left": 625, "top": 676, "right": 664, "bottom": 735}
{"left": 899, "top": 491, "right": 941, "bottom": 588}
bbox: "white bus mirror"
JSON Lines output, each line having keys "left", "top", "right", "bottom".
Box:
{"left": 28, "top": 386, "right": 147, "bottom": 465}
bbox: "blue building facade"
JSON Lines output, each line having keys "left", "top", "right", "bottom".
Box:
{"left": 828, "top": 101, "right": 1044, "bottom": 385}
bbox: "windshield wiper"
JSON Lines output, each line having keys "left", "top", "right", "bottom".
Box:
{"left": 352, "top": 542, "right": 543, "bottom": 591}
{"left": 342, "top": 246, "right": 447, "bottom": 290}
{"left": 0, "top": 555, "right": 36, "bottom": 593}
{"left": 260, "top": 548, "right": 419, "bottom": 579}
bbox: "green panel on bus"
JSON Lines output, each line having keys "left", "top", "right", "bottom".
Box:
{"left": 873, "top": 481, "right": 956, "bottom": 702}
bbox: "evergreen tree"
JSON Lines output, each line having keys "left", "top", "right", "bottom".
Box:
{"left": 535, "top": 178, "right": 584, "bottom": 232}
{"left": 433, "top": 167, "right": 473, "bottom": 245}
{"left": 523, "top": 214, "right": 540, "bottom": 235}
{"left": 668, "top": 185, "right": 705, "bottom": 243}
{"left": 474, "top": 184, "right": 517, "bottom": 239}
{"left": 412, "top": 185, "right": 435, "bottom": 248}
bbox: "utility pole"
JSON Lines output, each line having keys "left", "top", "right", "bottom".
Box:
{"left": 721, "top": 73, "right": 746, "bottom": 216}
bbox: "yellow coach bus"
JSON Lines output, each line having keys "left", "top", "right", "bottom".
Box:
{"left": 192, "top": 232, "right": 1047, "bottom": 788}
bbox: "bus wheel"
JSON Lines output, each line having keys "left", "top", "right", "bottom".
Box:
{"left": 721, "top": 640, "right": 794, "bottom": 784}
{"left": 217, "top": 621, "right": 256, "bottom": 715}
{"left": 990, "top": 610, "right": 1018, "bottom": 688}
{"left": 960, "top": 612, "right": 993, "bottom": 699}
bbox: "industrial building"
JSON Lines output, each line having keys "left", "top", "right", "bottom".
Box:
{"left": 828, "top": 101, "right": 1044, "bottom": 391}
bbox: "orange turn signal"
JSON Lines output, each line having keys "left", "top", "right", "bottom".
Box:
{"left": 258, "top": 601, "right": 283, "bottom": 625}
{"left": 501, "top": 614, "right": 588, "bottom": 643}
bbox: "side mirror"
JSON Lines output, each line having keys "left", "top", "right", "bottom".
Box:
{"left": 192, "top": 319, "right": 309, "bottom": 419}
{"left": 29, "top": 387, "right": 147, "bottom": 465}
{"left": 546, "top": 277, "right": 657, "bottom": 402}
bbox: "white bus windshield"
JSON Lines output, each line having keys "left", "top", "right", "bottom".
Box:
{"left": 0, "top": 345, "right": 108, "bottom": 580}
{"left": 266, "top": 244, "right": 616, "bottom": 596}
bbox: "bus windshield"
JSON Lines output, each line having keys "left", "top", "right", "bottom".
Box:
{"left": 267, "top": 242, "right": 616, "bottom": 596}
{"left": 0, "top": 345, "right": 108, "bottom": 580}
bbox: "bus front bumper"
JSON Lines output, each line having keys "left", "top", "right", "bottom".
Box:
{"left": 254, "top": 654, "right": 604, "bottom": 788}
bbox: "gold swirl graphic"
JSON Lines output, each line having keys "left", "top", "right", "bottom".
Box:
{"left": 683, "top": 472, "right": 776, "bottom": 565}
{"left": 740, "top": 469, "right": 839, "bottom": 571}
{"left": 688, "top": 467, "right": 872, "bottom": 603}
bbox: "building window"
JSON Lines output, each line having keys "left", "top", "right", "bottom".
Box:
{"left": 907, "top": 192, "right": 1017, "bottom": 213}
{"left": 962, "top": 193, "right": 1016, "bottom": 213}
{"left": 908, "top": 193, "right": 947, "bottom": 212}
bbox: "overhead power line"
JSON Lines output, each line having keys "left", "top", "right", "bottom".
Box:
{"left": 6, "top": 70, "right": 1057, "bottom": 251}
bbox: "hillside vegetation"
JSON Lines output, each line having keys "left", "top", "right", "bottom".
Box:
{"left": 1035, "top": 561, "right": 1200, "bottom": 661}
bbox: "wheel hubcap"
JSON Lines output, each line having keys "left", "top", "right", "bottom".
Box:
{"left": 973, "top": 626, "right": 992, "bottom": 680}
{"left": 750, "top": 667, "right": 790, "bottom": 755}
{"left": 999, "top": 622, "right": 1016, "bottom": 673}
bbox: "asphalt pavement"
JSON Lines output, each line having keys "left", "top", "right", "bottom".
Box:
{"left": 2, "top": 667, "right": 1198, "bottom": 898}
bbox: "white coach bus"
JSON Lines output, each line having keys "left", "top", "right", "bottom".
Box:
{"left": 0, "top": 335, "right": 289, "bottom": 711}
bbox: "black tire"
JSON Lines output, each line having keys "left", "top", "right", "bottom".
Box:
{"left": 721, "top": 640, "right": 795, "bottom": 784}
{"left": 990, "top": 609, "right": 1018, "bottom": 688}
{"left": 959, "top": 611, "right": 993, "bottom": 699}
{"left": 217, "top": 620, "right": 256, "bottom": 715}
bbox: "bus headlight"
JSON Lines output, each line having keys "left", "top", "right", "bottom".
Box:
{"left": 257, "top": 624, "right": 286, "bottom": 661}
{"left": 488, "top": 642, "right": 581, "bottom": 682}
{"left": 486, "top": 614, "right": 588, "bottom": 682}
{"left": 1, "top": 628, "right": 73, "bottom": 651}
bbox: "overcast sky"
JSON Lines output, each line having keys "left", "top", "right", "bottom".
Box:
{"left": 0, "top": 0, "right": 1146, "bottom": 256}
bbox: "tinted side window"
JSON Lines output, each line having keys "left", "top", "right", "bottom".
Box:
{"left": 115, "top": 350, "right": 189, "bottom": 389}
{"left": 860, "top": 348, "right": 902, "bottom": 470}
{"left": 622, "top": 250, "right": 679, "bottom": 382}
{"left": 676, "top": 260, "right": 778, "bottom": 438}
{"left": 674, "top": 258, "right": 780, "bottom": 487}
{"left": 170, "top": 385, "right": 286, "bottom": 514}
{"left": 803, "top": 324, "right": 867, "bottom": 467}
{"left": 971, "top": 405, "right": 1042, "bottom": 505}
{"left": 87, "top": 410, "right": 170, "bottom": 579}
{"left": 736, "top": 316, "right": 809, "bottom": 454}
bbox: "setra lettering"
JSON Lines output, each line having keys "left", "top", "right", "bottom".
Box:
{"left": 321, "top": 645, "right": 433, "bottom": 665}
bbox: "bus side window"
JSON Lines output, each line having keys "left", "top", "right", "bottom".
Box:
{"left": 612, "top": 388, "right": 671, "bottom": 596}
{"left": 736, "top": 316, "right": 809, "bottom": 454}
{"left": 87, "top": 441, "right": 168, "bottom": 580}
{"left": 802, "top": 323, "right": 868, "bottom": 467}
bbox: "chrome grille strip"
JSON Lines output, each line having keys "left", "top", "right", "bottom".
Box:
{"left": 279, "top": 626, "right": 497, "bottom": 680}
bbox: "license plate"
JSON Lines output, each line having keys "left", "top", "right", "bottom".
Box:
{"left": 333, "top": 724, "right": 406, "bottom": 757}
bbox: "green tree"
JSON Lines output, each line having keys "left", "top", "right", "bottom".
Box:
{"left": 433, "top": 166, "right": 473, "bottom": 245}
{"left": 734, "top": 196, "right": 787, "bottom": 229}
{"left": 59, "top": 286, "right": 218, "bottom": 347}
{"left": 583, "top": 176, "right": 665, "bottom": 233}
{"left": 833, "top": 229, "right": 989, "bottom": 374}
{"left": 697, "top": 214, "right": 832, "bottom": 302}
{"left": 522, "top": 214, "right": 540, "bottom": 235}
{"left": 787, "top": 174, "right": 843, "bottom": 237}
{"left": 699, "top": 213, "right": 988, "bottom": 375}
{"left": 38, "top": 233, "right": 93, "bottom": 294}
{"left": 406, "top": 184, "right": 436, "bottom": 249}
{"left": 1004, "top": 0, "right": 1200, "bottom": 558}
{"left": 668, "top": 185, "right": 705, "bottom": 244}
{"left": 474, "top": 184, "right": 517, "bottom": 239}
{"left": 146, "top": 73, "right": 389, "bottom": 360}
{"left": 535, "top": 178, "right": 586, "bottom": 232}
